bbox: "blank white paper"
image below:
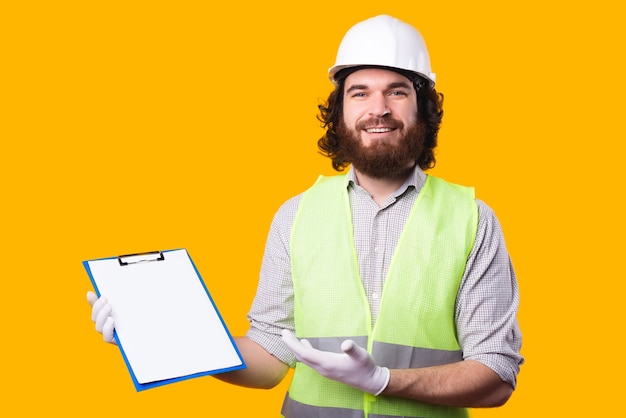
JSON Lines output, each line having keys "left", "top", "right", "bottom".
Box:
{"left": 86, "top": 249, "right": 243, "bottom": 384}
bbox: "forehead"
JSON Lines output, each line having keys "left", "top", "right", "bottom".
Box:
{"left": 343, "top": 68, "right": 413, "bottom": 91}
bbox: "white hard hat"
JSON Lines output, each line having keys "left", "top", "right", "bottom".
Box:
{"left": 328, "top": 15, "right": 436, "bottom": 87}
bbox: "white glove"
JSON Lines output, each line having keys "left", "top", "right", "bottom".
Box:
{"left": 281, "top": 329, "right": 390, "bottom": 395}
{"left": 86, "top": 291, "right": 117, "bottom": 344}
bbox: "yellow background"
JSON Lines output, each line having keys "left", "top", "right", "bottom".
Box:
{"left": 2, "top": 0, "right": 624, "bottom": 416}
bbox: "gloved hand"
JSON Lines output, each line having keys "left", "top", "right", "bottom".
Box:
{"left": 86, "top": 291, "right": 117, "bottom": 344}
{"left": 281, "top": 329, "right": 390, "bottom": 395}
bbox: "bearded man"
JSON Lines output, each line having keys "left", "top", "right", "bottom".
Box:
{"left": 89, "top": 15, "right": 523, "bottom": 418}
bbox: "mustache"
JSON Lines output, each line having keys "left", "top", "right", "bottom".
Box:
{"left": 356, "top": 117, "right": 404, "bottom": 130}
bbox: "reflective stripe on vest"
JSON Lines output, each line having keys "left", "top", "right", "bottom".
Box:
{"left": 282, "top": 394, "right": 471, "bottom": 418}
{"left": 299, "top": 337, "right": 463, "bottom": 368}
{"left": 285, "top": 174, "right": 477, "bottom": 418}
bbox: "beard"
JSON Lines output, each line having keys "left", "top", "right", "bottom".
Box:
{"left": 336, "top": 116, "right": 428, "bottom": 179}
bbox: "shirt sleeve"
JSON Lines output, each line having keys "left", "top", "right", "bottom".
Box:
{"left": 456, "top": 199, "right": 524, "bottom": 388}
{"left": 245, "top": 195, "right": 301, "bottom": 367}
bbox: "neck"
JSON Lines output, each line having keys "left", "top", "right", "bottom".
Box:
{"left": 353, "top": 167, "right": 413, "bottom": 207}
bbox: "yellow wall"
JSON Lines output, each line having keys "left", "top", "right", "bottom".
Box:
{"left": 2, "top": 0, "right": 624, "bottom": 415}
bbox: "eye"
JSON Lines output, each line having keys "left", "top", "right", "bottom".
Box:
{"left": 389, "top": 90, "right": 408, "bottom": 97}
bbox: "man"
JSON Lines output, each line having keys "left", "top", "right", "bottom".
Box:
{"left": 89, "top": 14, "right": 523, "bottom": 417}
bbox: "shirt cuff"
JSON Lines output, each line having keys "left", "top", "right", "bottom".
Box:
{"left": 246, "top": 327, "right": 297, "bottom": 367}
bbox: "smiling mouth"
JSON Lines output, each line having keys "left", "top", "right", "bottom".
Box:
{"left": 365, "top": 127, "right": 394, "bottom": 133}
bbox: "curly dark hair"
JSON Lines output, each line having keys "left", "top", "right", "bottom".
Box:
{"left": 317, "top": 66, "right": 444, "bottom": 172}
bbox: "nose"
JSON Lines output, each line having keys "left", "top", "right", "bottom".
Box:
{"left": 369, "top": 94, "right": 390, "bottom": 118}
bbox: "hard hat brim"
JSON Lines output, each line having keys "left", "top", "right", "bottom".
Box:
{"left": 329, "top": 64, "right": 435, "bottom": 89}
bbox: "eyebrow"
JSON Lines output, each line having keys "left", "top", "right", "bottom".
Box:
{"left": 345, "top": 81, "right": 413, "bottom": 94}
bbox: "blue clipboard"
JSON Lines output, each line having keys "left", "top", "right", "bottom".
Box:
{"left": 84, "top": 248, "right": 246, "bottom": 391}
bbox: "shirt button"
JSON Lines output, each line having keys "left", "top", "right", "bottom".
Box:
{"left": 372, "top": 292, "right": 379, "bottom": 300}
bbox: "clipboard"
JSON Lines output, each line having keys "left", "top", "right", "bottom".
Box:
{"left": 83, "top": 248, "right": 246, "bottom": 391}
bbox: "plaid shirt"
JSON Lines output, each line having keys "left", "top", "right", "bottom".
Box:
{"left": 246, "top": 166, "right": 523, "bottom": 387}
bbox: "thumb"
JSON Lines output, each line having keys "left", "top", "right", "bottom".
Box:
{"left": 341, "top": 340, "right": 371, "bottom": 364}
{"left": 87, "top": 291, "right": 98, "bottom": 307}
{"left": 341, "top": 339, "right": 369, "bottom": 361}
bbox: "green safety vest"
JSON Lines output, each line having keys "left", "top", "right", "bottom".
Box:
{"left": 281, "top": 174, "right": 478, "bottom": 418}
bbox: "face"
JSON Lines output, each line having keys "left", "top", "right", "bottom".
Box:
{"left": 342, "top": 68, "right": 418, "bottom": 147}
{"left": 338, "top": 68, "right": 425, "bottom": 179}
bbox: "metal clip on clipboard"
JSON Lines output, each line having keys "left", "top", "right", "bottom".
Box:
{"left": 118, "top": 251, "right": 165, "bottom": 266}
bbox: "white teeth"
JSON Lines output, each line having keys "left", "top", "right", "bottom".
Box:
{"left": 366, "top": 128, "right": 392, "bottom": 133}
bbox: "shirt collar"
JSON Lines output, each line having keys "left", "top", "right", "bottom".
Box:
{"left": 346, "top": 165, "right": 427, "bottom": 196}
